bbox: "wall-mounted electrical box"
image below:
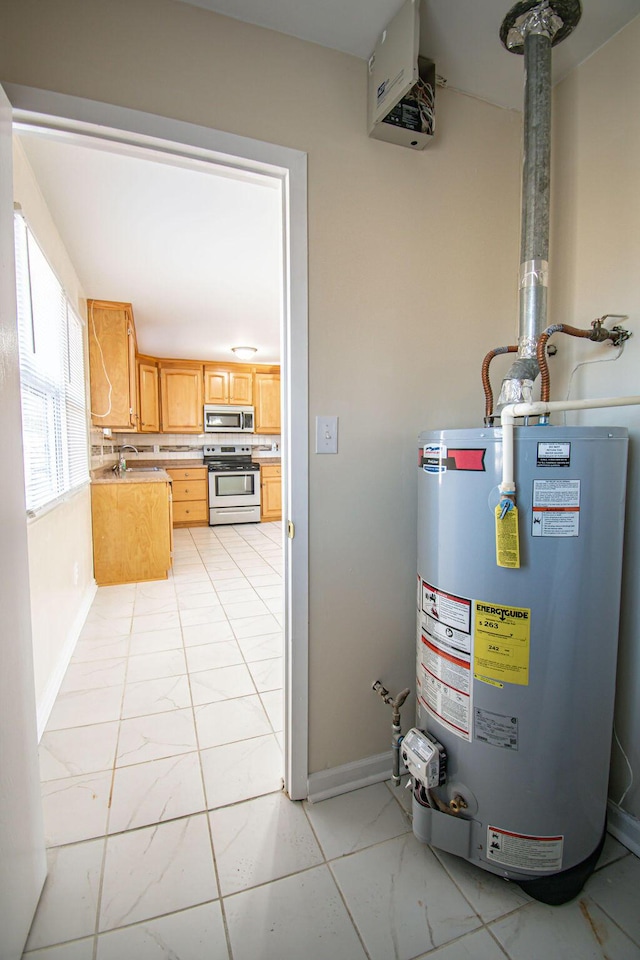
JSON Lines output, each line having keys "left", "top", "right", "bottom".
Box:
{"left": 367, "top": 0, "right": 435, "bottom": 150}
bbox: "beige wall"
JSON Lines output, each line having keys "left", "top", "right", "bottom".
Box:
{"left": 0, "top": 0, "right": 523, "bottom": 771}
{"left": 551, "top": 15, "right": 640, "bottom": 820}
{"left": 13, "top": 138, "right": 95, "bottom": 725}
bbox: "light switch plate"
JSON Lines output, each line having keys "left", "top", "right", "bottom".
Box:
{"left": 316, "top": 415, "right": 338, "bottom": 454}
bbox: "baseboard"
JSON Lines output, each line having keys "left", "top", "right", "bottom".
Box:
{"left": 36, "top": 580, "right": 98, "bottom": 741}
{"left": 307, "top": 751, "right": 405, "bottom": 803}
{"left": 607, "top": 800, "right": 640, "bottom": 858}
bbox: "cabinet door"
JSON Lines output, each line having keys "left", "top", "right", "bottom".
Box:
{"left": 138, "top": 361, "right": 159, "bottom": 432}
{"left": 229, "top": 371, "right": 253, "bottom": 405}
{"left": 203, "top": 367, "right": 229, "bottom": 404}
{"left": 160, "top": 365, "right": 203, "bottom": 432}
{"left": 88, "top": 300, "right": 138, "bottom": 429}
{"left": 254, "top": 373, "right": 281, "bottom": 434}
{"left": 260, "top": 467, "right": 282, "bottom": 521}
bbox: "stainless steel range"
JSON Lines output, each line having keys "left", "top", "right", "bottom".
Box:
{"left": 204, "top": 444, "right": 261, "bottom": 526}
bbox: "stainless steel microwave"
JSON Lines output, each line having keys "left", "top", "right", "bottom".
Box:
{"left": 204, "top": 405, "right": 255, "bottom": 433}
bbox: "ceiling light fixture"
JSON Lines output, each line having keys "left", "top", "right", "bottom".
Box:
{"left": 231, "top": 346, "right": 258, "bottom": 360}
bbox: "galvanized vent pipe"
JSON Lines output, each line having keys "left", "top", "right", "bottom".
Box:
{"left": 496, "top": 0, "right": 582, "bottom": 409}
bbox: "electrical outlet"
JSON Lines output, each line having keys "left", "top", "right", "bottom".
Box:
{"left": 316, "top": 416, "right": 338, "bottom": 454}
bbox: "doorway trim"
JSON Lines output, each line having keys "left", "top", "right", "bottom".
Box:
{"left": 5, "top": 82, "right": 309, "bottom": 800}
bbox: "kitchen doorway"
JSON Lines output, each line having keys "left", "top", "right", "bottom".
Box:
{"left": 6, "top": 82, "right": 309, "bottom": 802}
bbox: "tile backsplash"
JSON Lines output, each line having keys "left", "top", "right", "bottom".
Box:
{"left": 91, "top": 429, "right": 280, "bottom": 470}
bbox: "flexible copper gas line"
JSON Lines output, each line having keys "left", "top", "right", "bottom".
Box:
{"left": 482, "top": 345, "right": 518, "bottom": 421}
{"left": 537, "top": 323, "right": 613, "bottom": 402}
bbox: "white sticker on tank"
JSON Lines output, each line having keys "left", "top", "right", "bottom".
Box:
{"left": 531, "top": 479, "right": 580, "bottom": 537}
{"left": 486, "top": 826, "right": 563, "bottom": 872}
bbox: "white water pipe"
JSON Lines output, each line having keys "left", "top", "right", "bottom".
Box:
{"left": 500, "top": 396, "right": 640, "bottom": 495}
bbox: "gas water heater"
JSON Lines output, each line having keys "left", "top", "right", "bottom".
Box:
{"left": 407, "top": 0, "right": 636, "bottom": 904}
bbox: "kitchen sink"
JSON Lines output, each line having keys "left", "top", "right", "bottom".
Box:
{"left": 126, "top": 466, "right": 163, "bottom": 472}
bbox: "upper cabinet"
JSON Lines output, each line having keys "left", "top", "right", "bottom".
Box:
{"left": 254, "top": 371, "right": 281, "bottom": 434}
{"left": 203, "top": 364, "right": 253, "bottom": 406}
{"left": 159, "top": 362, "right": 204, "bottom": 433}
{"left": 88, "top": 300, "right": 138, "bottom": 430}
{"left": 137, "top": 359, "right": 160, "bottom": 432}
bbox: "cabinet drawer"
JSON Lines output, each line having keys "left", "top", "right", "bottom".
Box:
{"left": 172, "top": 480, "right": 207, "bottom": 502}
{"left": 172, "top": 500, "right": 208, "bottom": 524}
{"left": 167, "top": 467, "right": 207, "bottom": 482}
{"left": 260, "top": 464, "right": 281, "bottom": 478}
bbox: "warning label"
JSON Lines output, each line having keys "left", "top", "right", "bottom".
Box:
{"left": 537, "top": 441, "right": 571, "bottom": 468}
{"left": 473, "top": 601, "right": 530, "bottom": 686}
{"left": 474, "top": 708, "right": 518, "bottom": 750}
{"left": 419, "top": 582, "right": 472, "bottom": 741}
{"left": 487, "top": 826, "right": 563, "bottom": 872}
{"left": 532, "top": 479, "right": 580, "bottom": 537}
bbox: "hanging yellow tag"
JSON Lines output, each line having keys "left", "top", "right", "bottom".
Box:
{"left": 495, "top": 502, "right": 520, "bottom": 568}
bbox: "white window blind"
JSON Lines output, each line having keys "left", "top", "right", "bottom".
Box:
{"left": 14, "top": 214, "right": 89, "bottom": 513}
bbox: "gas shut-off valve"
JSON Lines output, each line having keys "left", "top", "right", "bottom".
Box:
{"left": 402, "top": 727, "right": 447, "bottom": 789}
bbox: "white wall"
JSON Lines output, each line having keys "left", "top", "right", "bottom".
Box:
{"left": 13, "top": 138, "right": 95, "bottom": 729}
{"left": 551, "top": 16, "right": 640, "bottom": 821}
{"left": 0, "top": 0, "right": 523, "bottom": 772}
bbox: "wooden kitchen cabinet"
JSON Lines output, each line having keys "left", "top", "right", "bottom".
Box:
{"left": 91, "top": 479, "right": 172, "bottom": 585}
{"left": 203, "top": 364, "right": 253, "bottom": 405}
{"left": 166, "top": 466, "right": 209, "bottom": 526}
{"left": 254, "top": 371, "right": 281, "bottom": 434}
{"left": 137, "top": 359, "right": 160, "bottom": 432}
{"left": 260, "top": 463, "right": 282, "bottom": 521}
{"left": 159, "top": 363, "right": 203, "bottom": 432}
{"left": 88, "top": 300, "right": 138, "bottom": 430}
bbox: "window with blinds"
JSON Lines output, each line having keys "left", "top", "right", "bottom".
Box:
{"left": 14, "top": 213, "right": 89, "bottom": 514}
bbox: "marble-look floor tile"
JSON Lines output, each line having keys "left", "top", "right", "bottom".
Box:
{"left": 96, "top": 902, "right": 228, "bottom": 960}
{"left": 86, "top": 600, "right": 134, "bottom": 622}
{"left": 304, "top": 782, "right": 410, "bottom": 860}
{"left": 248, "top": 656, "right": 282, "bottom": 693}
{"left": 490, "top": 895, "right": 640, "bottom": 959}
{"left": 179, "top": 605, "right": 227, "bottom": 630}
{"left": 208, "top": 577, "right": 251, "bottom": 592}
{"left": 246, "top": 575, "right": 282, "bottom": 588}
{"left": 46, "top": 684, "right": 124, "bottom": 731}
{"left": 260, "top": 689, "right": 283, "bottom": 732}
{"left": 332, "top": 834, "right": 481, "bottom": 960}
{"left": 585, "top": 852, "right": 640, "bottom": 944}
{"left": 72, "top": 637, "right": 130, "bottom": 664}
{"left": 135, "top": 581, "right": 177, "bottom": 599}
{"left": 24, "top": 937, "right": 96, "bottom": 959}
{"left": 254, "top": 584, "right": 282, "bottom": 600}
{"left": 182, "top": 619, "right": 234, "bottom": 646}
{"left": 178, "top": 591, "right": 225, "bottom": 611}
{"left": 433, "top": 848, "right": 531, "bottom": 922}
{"left": 215, "top": 588, "right": 259, "bottom": 605}
{"left": 99, "top": 815, "right": 218, "bottom": 932}
{"left": 39, "top": 721, "right": 119, "bottom": 781}
{"left": 41, "top": 770, "right": 113, "bottom": 846}
{"left": 174, "top": 581, "right": 218, "bottom": 599}
{"left": 109, "top": 752, "right": 205, "bottom": 833}
{"left": 93, "top": 584, "right": 136, "bottom": 603}
{"left": 222, "top": 599, "right": 268, "bottom": 620}
{"left": 194, "top": 695, "right": 271, "bottom": 749}
{"left": 210, "top": 792, "right": 323, "bottom": 895}
{"left": 59, "top": 657, "right": 127, "bottom": 694}
{"left": 385, "top": 776, "right": 413, "bottom": 814}
{"left": 121, "top": 675, "right": 191, "bottom": 719}
{"left": 230, "top": 614, "right": 280, "bottom": 639}
{"left": 190, "top": 663, "right": 255, "bottom": 706}
{"left": 117, "top": 708, "right": 197, "bottom": 767}
{"left": 235, "top": 632, "right": 283, "bottom": 662}
{"left": 131, "top": 611, "right": 181, "bottom": 634}
{"left": 126, "top": 648, "right": 187, "bottom": 684}
{"left": 225, "top": 865, "right": 367, "bottom": 960}
{"left": 133, "top": 596, "right": 179, "bottom": 617}
{"left": 414, "top": 928, "right": 510, "bottom": 960}
{"left": 25, "top": 839, "right": 104, "bottom": 951}
{"left": 128, "top": 627, "right": 183, "bottom": 655}
{"left": 79, "top": 617, "right": 132, "bottom": 642}
{"left": 201, "top": 734, "right": 282, "bottom": 809}
{"left": 185, "top": 640, "right": 244, "bottom": 673}
{"left": 596, "top": 833, "right": 630, "bottom": 871}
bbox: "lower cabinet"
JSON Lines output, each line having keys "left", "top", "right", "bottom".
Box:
{"left": 166, "top": 466, "right": 209, "bottom": 526}
{"left": 91, "top": 480, "right": 172, "bottom": 585}
{"left": 260, "top": 464, "right": 282, "bottom": 521}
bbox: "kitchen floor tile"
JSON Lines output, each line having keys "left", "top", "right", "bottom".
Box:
{"left": 109, "top": 752, "right": 205, "bottom": 833}
{"left": 210, "top": 792, "right": 323, "bottom": 895}
{"left": 222, "top": 599, "right": 268, "bottom": 620}
{"left": 215, "top": 587, "right": 260, "bottom": 605}
{"left": 385, "top": 776, "right": 413, "bottom": 813}
{"left": 99, "top": 815, "right": 218, "bottom": 932}
{"left": 181, "top": 619, "right": 233, "bottom": 646}
{"left": 414, "top": 928, "right": 510, "bottom": 960}
{"left": 131, "top": 611, "right": 181, "bottom": 634}
{"left": 121, "top": 675, "right": 192, "bottom": 719}
{"left": 79, "top": 617, "right": 132, "bottom": 642}
{"left": 174, "top": 581, "right": 218, "bottom": 599}
{"left": 46, "top": 684, "right": 124, "bottom": 730}
{"left": 126, "top": 648, "right": 187, "bottom": 683}
{"left": 224, "top": 865, "right": 367, "bottom": 960}
{"left": 584, "top": 851, "right": 640, "bottom": 943}
{"left": 304, "top": 782, "right": 411, "bottom": 861}
{"left": 117, "top": 708, "right": 197, "bottom": 767}
{"left": 251, "top": 585, "right": 281, "bottom": 600}
{"left": 92, "top": 584, "right": 136, "bottom": 603}
{"left": 70, "top": 637, "right": 130, "bottom": 663}
{"left": 185, "top": 640, "right": 244, "bottom": 673}
{"left": 190, "top": 663, "right": 255, "bottom": 706}
{"left": 208, "top": 576, "right": 251, "bottom": 591}
{"left": 596, "top": 833, "right": 630, "bottom": 870}
{"left": 264, "top": 596, "right": 283, "bottom": 614}
{"left": 200, "top": 734, "right": 282, "bottom": 809}
{"left": 39, "top": 721, "right": 120, "bottom": 781}
{"left": 433, "top": 848, "right": 531, "bottom": 922}
{"left": 96, "top": 902, "right": 228, "bottom": 960}
{"left": 25, "top": 839, "right": 104, "bottom": 951}
{"left": 133, "top": 596, "right": 179, "bottom": 617}
{"left": 331, "top": 834, "right": 481, "bottom": 960}
{"left": 134, "top": 581, "right": 177, "bottom": 599}
{"left": 207, "top": 568, "right": 249, "bottom": 583}
{"left": 247, "top": 656, "right": 282, "bottom": 693}
{"left": 128, "top": 627, "right": 183, "bottom": 655}
{"left": 235, "top": 632, "right": 283, "bottom": 662}
{"left": 24, "top": 937, "right": 96, "bottom": 959}
{"left": 41, "top": 770, "right": 113, "bottom": 846}
{"left": 260, "top": 688, "right": 283, "bottom": 732}
{"left": 86, "top": 600, "right": 134, "bottom": 622}
{"left": 59, "top": 657, "right": 127, "bottom": 694}
{"left": 194, "top": 694, "right": 271, "bottom": 749}
{"left": 177, "top": 592, "right": 224, "bottom": 611}
{"left": 179, "top": 605, "right": 227, "bottom": 630}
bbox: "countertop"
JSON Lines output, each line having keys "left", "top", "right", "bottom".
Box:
{"left": 91, "top": 466, "right": 172, "bottom": 485}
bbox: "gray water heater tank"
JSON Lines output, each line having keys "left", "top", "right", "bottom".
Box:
{"left": 414, "top": 425, "right": 628, "bottom": 904}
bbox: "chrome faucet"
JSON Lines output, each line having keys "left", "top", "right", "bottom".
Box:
{"left": 116, "top": 443, "right": 139, "bottom": 476}
{"left": 120, "top": 444, "right": 139, "bottom": 455}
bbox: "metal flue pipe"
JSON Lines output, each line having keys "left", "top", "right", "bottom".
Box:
{"left": 496, "top": 0, "right": 582, "bottom": 409}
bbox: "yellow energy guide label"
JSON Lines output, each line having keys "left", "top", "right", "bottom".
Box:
{"left": 473, "top": 601, "right": 530, "bottom": 686}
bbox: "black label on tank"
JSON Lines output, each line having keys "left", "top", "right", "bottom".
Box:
{"left": 536, "top": 441, "right": 571, "bottom": 468}
{"left": 474, "top": 708, "right": 518, "bottom": 750}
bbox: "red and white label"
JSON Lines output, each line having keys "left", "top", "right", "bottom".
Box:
{"left": 532, "top": 479, "right": 580, "bottom": 537}
{"left": 487, "top": 826, "right": 564, "bottom": 872}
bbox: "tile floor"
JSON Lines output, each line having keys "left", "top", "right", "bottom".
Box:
{"left": 24, "top": 521, "right": 640, "bottom": 959}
